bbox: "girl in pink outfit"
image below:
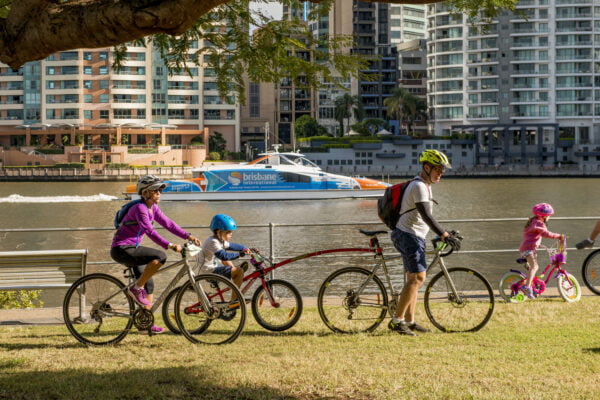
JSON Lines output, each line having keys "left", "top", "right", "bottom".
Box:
{"left": 519, "top": 203, "right": 563, "bottom": 298}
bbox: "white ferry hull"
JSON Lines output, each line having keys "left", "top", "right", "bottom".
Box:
{"left": 128, "top": 189, "right": 384, "bottom": 201}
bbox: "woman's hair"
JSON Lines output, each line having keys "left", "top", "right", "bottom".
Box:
{"left": 525, "top": 215, "right": 547, "bottom": 228}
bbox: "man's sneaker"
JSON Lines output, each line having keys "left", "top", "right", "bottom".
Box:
{"left": 408, "top": 322, "right": 431, "bottom": 333}
{"left": 388, "top": 320, "right": 416, "bottom": 336}
{"left": 139, "top": 325, "right": 164, "bottom": 335}
{"left": 576, "top": 238, "right": 595, "bottom": 250}
{"left": 128, "top": 286, "right": 151, "bottom": 307}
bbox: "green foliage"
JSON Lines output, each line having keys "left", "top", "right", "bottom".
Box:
{"left": 322, "top": 143, "right": 351, "bottom": 149}
{"left": 113, "top": 0, "right": 371, "bottom": 104}
{"left": 190, "top": 135, "right": 204, "bottom": 145}
{"left": 37, "top": 145, "right": 64, "bottom": 154}
{"left": 349, "top": 138, "right": 381, "bottom": 144}
{"left": 104, "top": 163, "right": 130, "bottom": 169}
{"left": 208, "top": 151, "right": 221, "bottom": 160}
{"left": 128, "top": 148, "right": 158, "bottom": 154}
{"left": 0, "top": 290, "right": 43, "bottom": 310}
{"left": 294, "top": 115, "right": 325, "bottom": 138}
{"left": 54, "top": 163, "right": 86, "bottom": 169}
{"left": 209, "top": 131, "right": 227, "bottom": 155}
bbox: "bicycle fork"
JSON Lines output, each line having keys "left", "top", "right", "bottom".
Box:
{"left": 187, "top": 269, "right": 216, "bottom": 318}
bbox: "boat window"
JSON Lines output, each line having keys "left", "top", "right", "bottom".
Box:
{"left": 280, "top": 172, "right": 311, "bottom": 183}
{"left": 278, "top": 155, "right": 296, "bottom": 166}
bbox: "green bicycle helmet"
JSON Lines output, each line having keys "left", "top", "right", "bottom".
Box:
{"left": 419, "top": 149, "right": 452, "bottom": 169}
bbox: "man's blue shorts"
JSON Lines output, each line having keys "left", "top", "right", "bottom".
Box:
{"left": 213, "top": 265, "right": 233, "bottom": 279}
{"left": 391, "top": 229, "right": 428, "bottom": 273}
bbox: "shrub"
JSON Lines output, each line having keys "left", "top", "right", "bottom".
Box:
{"left": 323, "top": 143, "right": 351, "bottom": 149}
{"left": 208, "top": 151, "right": 221, "bottom": 160}
{"left": 54, "top": 163, "right": 86, "bottom": 169}
{"left": 104, "top": 163, "right": 130, "bottom": 169}
{"left": 0, "top": 290, "right": 43, "bottom": 310}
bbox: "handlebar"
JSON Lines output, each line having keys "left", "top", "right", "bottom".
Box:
{"left": 432, "top": 231, "right": 463, "bottom": 257}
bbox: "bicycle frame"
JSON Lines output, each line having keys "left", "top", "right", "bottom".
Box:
{"left": 121, "top": 244, "right": 215, "bottom": 318}
{"left": 366, "top": 233, "right": 464, "bottom": 315}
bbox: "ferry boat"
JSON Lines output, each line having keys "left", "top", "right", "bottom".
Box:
{"left": 124, "top": 151, "right": 389, "bottom": 201}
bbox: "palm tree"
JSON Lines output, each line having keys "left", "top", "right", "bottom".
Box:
{"left": 335, "top": 93, "right": 364, "bottom": 136}
{"left": 403, "top": 95, "right": 426, "bottom": 135}
{"left": 384, "top": 87, "right": 413, "bottom": 135}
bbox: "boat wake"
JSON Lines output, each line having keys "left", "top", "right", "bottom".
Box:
{"left": 0, "top": 194, "right": 119, "bottom": 203}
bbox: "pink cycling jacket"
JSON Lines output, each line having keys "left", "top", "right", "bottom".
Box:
{"left": 519, "top": 217, "right": 561, "bottom": 252}
{"left": 111, "top": 202, "right": 189, "bottom": 249}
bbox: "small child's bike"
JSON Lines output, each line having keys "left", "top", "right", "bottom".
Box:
{"left": 162, "top": 248, "right": 302, "bottom": 333}
{"left": 498, "top": 237, "right": 581, "bottom": 303}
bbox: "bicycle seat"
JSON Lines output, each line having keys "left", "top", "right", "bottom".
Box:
{"left": 516, "top": 257, "right": 527, "bottom": 264}
{"left": 359, "top": 229, "right": 388, "bottom": 237}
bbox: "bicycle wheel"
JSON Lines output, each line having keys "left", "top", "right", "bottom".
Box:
{"left": 582, "top": 249, "right": 600, "bottom": 295}
{"left": 557, "top": 273, "right": 581, "bottom": 302}
{"left": 63, "top": 273, "right": 134, "bottom": 346}
{"left": 174, "top": 274, "right": 246, "bottom": 344}
{"left": 251, "top": 279, "right": 303, "bottom": 332}
{"left": 161, "top": 286, "right": 182, "bottom": 334}
{"left": 424, "top": 267, "right": 495, "bottom": 333}
{"left": 498, "top": 272, "right": 526, "bottom": 303}
{"left": 317, "top": 267, "right": 388, "bottom": 334}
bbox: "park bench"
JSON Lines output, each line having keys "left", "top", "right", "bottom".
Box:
{"left": 0, "top": 249, "right": 88, "bottom": 323}
{"left": 0, "top": 249, "right": 87, "bottom": 291}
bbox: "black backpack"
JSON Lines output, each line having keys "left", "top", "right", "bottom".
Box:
{"left": 113, "top": 199, "right": 143, "bottom": 229}
{"left": 377, "top": 179, "right": 416, "bottom": 230}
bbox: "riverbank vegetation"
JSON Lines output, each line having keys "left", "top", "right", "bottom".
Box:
{"left": 1, "top": 298, "right": 599, "bottom": 399}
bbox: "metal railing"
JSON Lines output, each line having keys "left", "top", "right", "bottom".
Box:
{"left": 2, "top": 216, "right": 599, "bottom": 267}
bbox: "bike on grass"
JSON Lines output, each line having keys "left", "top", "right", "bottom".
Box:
{"left": 498, "top": 237, "right": 581, "bottom": 303}
{"left": 317, "top": 229, "right": 495, "bottom": 334}
{"left": 63, "top": 243, "right": 246, "bottom": 346}
{"left": 162, "top": 248, "right": 303, "bottom": 333}
{"left": 580, "top": 246, "right": 600, "bottom": 295}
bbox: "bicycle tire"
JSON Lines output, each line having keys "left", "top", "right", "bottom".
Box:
{"left": 161, "top": 286, "right": 182, "bottom": 334}
{"left": 557, "top": 273, "right": 581, "bottom": 302}
{"left": 317, "top": 267, "right": 388, "bottom": 334}
{"left": 424, "top": 267, "right": 495, "bottom": 333}
{"left": 251, "top": 279, "right": 303, "bottom": 332}
{"left": 63, "top": 273, "right": 134, "bottom": 346}
{"left": 174, "top": 274, "right": 246, "bottom": 344}
{"left": 498, "top": 272, "right": 526, "bottom": 303}
{"left": 581, "top": 249, "right": 600, "bottom": 295}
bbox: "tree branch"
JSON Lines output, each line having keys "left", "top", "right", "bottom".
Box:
{"left": 0, "top": 0, "right": 229, "bottom": 69}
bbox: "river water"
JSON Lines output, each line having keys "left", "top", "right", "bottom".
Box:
{"left": 1, "top": 178, "right": 599, "bottom": 305}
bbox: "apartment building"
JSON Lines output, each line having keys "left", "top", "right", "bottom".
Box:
{"left": 0, "top": 43, "right": 240, "bottom": 155}
{"left": 426, "top": 0, "right": 600, "bottom": 166}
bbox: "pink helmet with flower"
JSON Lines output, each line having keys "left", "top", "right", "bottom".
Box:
{"left": 532, "top": 203, "right": 554, "bottom": 217}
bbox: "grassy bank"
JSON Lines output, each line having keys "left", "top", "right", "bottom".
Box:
{"left": 1, "top": 298, "right": 599, "bottom": 400}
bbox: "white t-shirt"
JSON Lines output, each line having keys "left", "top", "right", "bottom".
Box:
{"left": 196, "top": 236, "right": 230, "bottom": 273}
{"left": 396, "top": 176, "right": 433, "bottom": 239}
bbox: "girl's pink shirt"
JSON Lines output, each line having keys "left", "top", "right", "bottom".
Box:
{"left": 519, "top": 218, "right": 561, "bottom": 252}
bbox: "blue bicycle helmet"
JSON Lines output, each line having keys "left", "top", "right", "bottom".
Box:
{"left": 210, "top": 214, "right": 237, "bottom": 231}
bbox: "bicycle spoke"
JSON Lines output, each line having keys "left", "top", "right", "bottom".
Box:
{"left": 63, "top": 274, "right": 134, "bottom": 346}
{"left": 425, "top": 268, "right": 494, "bottom": 333}
{"left": 318, "top": 267, "right": 387, "bottom": 334}
{"left": 251, "top": 280, "right": 303, "bottom": 332}
{"left": 174, "top": 274, "right": 246, "bottom": 344}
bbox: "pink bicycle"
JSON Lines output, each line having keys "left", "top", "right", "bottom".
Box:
{"left": 498, "top": 237, "right": 581, "bottom": 303}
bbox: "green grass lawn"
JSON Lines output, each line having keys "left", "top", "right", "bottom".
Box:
{"left": 1, "top": 297, "right": 599, "bottom": 400}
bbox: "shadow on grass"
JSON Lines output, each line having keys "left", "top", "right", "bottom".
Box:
{"left": 582, "top": 347, "right": 600, "bottom": 354}
{"left": 0, "top": 367, "right": 295, "bottom": 400}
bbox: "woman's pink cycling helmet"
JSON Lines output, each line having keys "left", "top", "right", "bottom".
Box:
{"left": 532, "top": 203, "right": 554, "bottom": 217}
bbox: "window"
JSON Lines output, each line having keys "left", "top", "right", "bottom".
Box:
{"left": 83, "top": 94, "right": 93, "bottom": 103}
{"left": 83, "top": 80, "right": 92, "bottom": 89}
{"left": 83, "top": 52, "right": 92, "bottom": 61}
{"left": 99, "top": 80, "right": 109, "bottom": 89}
{"left": 99, "top": 66, "right": 109, "bottom": 74}
{"left": 99, "top": 52, "right": 108, "bottom": 60}
{"left": 83, "top": 66, "right": 92, "bottom": 75}
{"left": 84, "top": 110, "right": 93, "bottom": 119}
{"left": 100, "top": 110, "right": 109, "bottom": 119}
{"left": 99, "top": 94, "right": 109, "bottom": 103}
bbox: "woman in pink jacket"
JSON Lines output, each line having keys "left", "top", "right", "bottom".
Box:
{"left": 519, "top": 203, "right": 563, "bottom": 299}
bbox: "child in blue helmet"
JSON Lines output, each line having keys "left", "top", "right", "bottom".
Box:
{"left": 197, "top": 214, "right": 250, "bottom": 288}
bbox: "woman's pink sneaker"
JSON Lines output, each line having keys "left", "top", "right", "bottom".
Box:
{"left": 139, "top": 325, "right": 165, "bottom": 334}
